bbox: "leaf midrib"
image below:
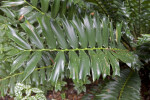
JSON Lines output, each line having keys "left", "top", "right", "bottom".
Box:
{"left": 22, "top": 47, "right": 128, "bottom": 52}
{"left": 118, "top": 71, "right": 133, "bottom": 100}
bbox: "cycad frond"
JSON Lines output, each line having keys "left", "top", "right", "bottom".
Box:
{"left": 7, "top": 15, "right": 135, "bottom": 83}
{"left": 95, "top": 69, "right": 141, "bottom": 100}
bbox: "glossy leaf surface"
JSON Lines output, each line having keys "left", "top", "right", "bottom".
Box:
{"left": 49, "top": 52, "right": 65, "bottom": 84}
{"left": 11, "top": 51, "right": 30, "bottom": 74}
{"left": 8, "top": 26, "right": 31, "bottom": 49}
{"left": 22, "top": 51, "right": 42, "bottom": 82}
{"left": 38, "top": 16, "right": 56, "bottom": 49}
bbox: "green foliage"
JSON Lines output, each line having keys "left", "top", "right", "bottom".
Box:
{"left": 0, "top": 13, "right": 136, "bottom": 96}
{"left": 0, "top": 0, "right": 149, "bottom": 99}
{"left": 1, "top": 0, "right": 86, "bottom": 20}
{"left": 137, "top": 34, "right": 150, "bottom": 45}
{"left": 136, "top": 34, "right": 150, "bottom": 62}
{"left": 85, "top": 0, "right": 150, "bottom": 38}
{"left": 14, "top": 83, "right": 46, "bottom": 100}
{"left": 122, "top": 0, "right": 150, "bottom": 37}
{"left": 95, "top": 69, "right": 141, "bottom": 100}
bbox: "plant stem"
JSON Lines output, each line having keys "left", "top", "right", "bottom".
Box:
{"left": 138, "top": 0, "right": 141, "bottom": 36}
{"left": 23, "top": 0, "right": 45, "bottom": 15}
{"left": 0, "top": 66, "right": 52, "bottom": 82}
{"left": 23, "top": 47, "right": 129, "bottom": 52}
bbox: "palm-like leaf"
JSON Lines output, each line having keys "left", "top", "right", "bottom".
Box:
{"left": 1, "top": 0, "right": 82, "bottom": 20}
{"left": 7, "top": 14, "right": 135, "bottom": 85}
{"left": 95, "top": 69, "right": 141, "bottom": 100}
